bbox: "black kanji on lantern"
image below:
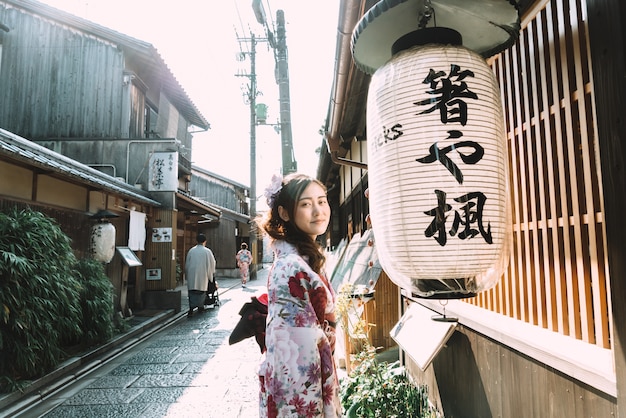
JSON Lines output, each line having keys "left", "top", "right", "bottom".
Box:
{"left": 415, "top": 64, "right": 477, "bottom": 125}
{"left": 415, "top": 63, "right": 493, "bottom": 246}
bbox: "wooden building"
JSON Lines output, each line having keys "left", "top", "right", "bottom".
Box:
{"left": 188, "top": 166, "right": 251, "bottom": 278}
{"left": 0, "top": 128, "right": 161, "bottom": 315}
{"left": 0, "top": 0, "right": 248, "bottom": 311}
{"left": 319, "top": 0, "right": 626, "bottom": 415}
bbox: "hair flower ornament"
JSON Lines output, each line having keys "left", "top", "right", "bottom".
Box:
{"left": 263, "top": 174, "right": 283, "bottom": 209}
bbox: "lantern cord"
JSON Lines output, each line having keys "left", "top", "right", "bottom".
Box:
{"left": 431, "top": 299, "right": 458, "bottom": 322}
{"left": 418, "top": 0, "right": 435, "bottom": 29}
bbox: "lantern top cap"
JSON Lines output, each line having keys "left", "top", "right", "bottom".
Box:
{"left": 351, "top": 0, "right": 521, "bottom": 75}
{"left": 91, "top": 209, "right": 119, "bottom": 219}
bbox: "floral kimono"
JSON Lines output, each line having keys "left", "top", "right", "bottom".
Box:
{"left": 236, "top": 248, "right": 252, "bottom": 281}
{"left": 259, "top": 240, "right": 341, "bottom": 418}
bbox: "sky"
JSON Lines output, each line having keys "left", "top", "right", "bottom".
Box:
{"left": 40, "top": 0, "right": 340, "bottom": 193}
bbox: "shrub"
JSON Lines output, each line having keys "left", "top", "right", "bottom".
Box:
{"left": 0, "top": 207, "right": 83, "bottom": 391}
{"left": 341, "top": 347, "right": 435, "bottom": 418}
{"left": 75, "top": 258, "right": 115, "bottom": 346}
{"left": 336, "top": 284, "right": 439, "bottom": 417}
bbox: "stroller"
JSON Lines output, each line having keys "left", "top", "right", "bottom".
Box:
{"left": 204, "top": 279, "right": 220, "bottom": 307}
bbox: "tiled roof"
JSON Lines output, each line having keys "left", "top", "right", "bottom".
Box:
{"left": 0, "top": 128, "right": 160, "bottom": 206}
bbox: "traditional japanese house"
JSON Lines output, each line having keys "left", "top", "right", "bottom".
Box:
{"left": 0, "top": 0, "right": 249, "bottom": 311}
{"left": 319, "top": 0, "right": 625, "bottom": 415}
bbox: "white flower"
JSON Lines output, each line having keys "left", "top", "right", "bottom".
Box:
{"left": 271, "top": 328, "right": 301, "bottom": 372}
{"left": 263, "top": 174, "right": 283, "bottom": 208}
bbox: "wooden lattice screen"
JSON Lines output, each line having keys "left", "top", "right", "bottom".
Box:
{"left": 467, "top": 0, "right": 611, "bottom": 349}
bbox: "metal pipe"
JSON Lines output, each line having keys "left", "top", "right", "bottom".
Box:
{"left": 88, "top": 163, "right": 117, "bottom": 177}
{"left": 125, "top": 139, "right": 180, "bottom": 183}
{"left": 325, "top": 0, "right": 368, "bottom": 169}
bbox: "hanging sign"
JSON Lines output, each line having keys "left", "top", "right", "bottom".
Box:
{"left": 148, "top": 151, "right": 178, "bottom": 191}
{"left": 152, "top": 227, "right": 172, "bottom": 242}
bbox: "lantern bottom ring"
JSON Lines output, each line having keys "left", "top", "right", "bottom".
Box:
{"left": 431, "top": 314, "right": 459, "bottom": 323}
{"left": 411, "top": 277, "right": 478, "bottom": 300}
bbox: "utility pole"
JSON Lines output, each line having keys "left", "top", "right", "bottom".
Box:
{"left": 236, "top": 33, "right": 261, "bottom": 278}
{"left": 252, "top": 1, "right": 297, "bottom": 175}
{"left": 249, "top": 34, "right": 258, "bottom": 222}
{"left": 275, "top": 10, "right": 296, "bottom": 174}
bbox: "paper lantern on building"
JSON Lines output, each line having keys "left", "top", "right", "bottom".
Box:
{"left": 352, "top": 1, "right": 519, "bottom": 298}
{"left": 90, "top": 210, "right": 118, "bottom": 263}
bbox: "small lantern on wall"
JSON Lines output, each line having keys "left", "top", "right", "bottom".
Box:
{"left": 352, "top": 0, "right": 520, "bottom": 298}
{"left": 90, "top": 209, "right": 119, "bottom": 264}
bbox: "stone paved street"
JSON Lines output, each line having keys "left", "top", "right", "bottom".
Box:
{"left": 23, "top": 269, "right": 269, "bottom": 418}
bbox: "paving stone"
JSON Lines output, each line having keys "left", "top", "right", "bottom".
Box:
{"left": 130, "top": 373, "right": 196, "bottom": 388}
{"left": 142, "top": 401, "right": 219, "bottom": 417}
{"left": 178, "top": 362, "right": 206, "bottom": 374}
{"left": 135, "top": 402, "right": 171, "bottom": 418}
{"left": 131, "top": 346, "right": 179, "bottom": 355}
{"left": 63, "top": 388, "right": 144, "bottom": 405}
{"left": 42, "top": 403, "right": 150, "bottom": 418}
{"left": 86, "top": 375, "right": 139, "bottom": 389}
{"left": 130, "top": 387, "right": 187, "bottom": 403}
{"left": 172, "top": 353, "right": 214, "bottom": 363}
{"left": 109, "top": 363, "right": 188, "bottom": 376}
{"left": 29, "top": 275, "right": 270, "bottom": 418}
{"left": 125, "top": 352, "right": 179, "bottom": 365}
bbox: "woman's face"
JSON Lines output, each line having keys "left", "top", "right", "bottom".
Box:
{"left": 290, "top": 182, "right": 330, "bottom": 240}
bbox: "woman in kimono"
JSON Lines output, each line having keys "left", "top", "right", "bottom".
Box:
{"left": 256, "top": 173, "right": 341, "bottom": 418}
{"left": 236, "top": 242, "right": 253, "bottom": 287}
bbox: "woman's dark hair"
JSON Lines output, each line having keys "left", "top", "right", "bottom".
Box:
{"left": 240, "top": 242, "right": 248, "bottom": 249}
{"left": 257, "top": 173, "right": 327, "bottom": 274}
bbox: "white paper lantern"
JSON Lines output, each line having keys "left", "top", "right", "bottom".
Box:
{"left": 90, "top": 221, "right": 116, "bottom": 263}
{"left": 367, "top": 42, "right": 511, "bottom": 298}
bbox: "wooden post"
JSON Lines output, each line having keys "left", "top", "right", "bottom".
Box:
{"left": 586, "top": 0, "right": 626, "bottom": 413}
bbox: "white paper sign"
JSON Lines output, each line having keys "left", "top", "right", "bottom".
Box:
{"left": 148, "top": 151, "right": 178, "bottom": 191}
{"left": 390, "top": 302, "right": 457, "bottom": 371}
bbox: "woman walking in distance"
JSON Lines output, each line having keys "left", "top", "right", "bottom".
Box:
{"left": 236, "top": 242, "right": 253, "bottom": 287}
{"left": 256, "top": 173, "right": 340, "bottom": 417}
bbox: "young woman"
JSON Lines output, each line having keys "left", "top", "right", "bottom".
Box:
{"left": 236, "top": 242, "right": 253, "bottom": 287}
{"left": 256, "top": 173, "right": 341, "bottom": 417}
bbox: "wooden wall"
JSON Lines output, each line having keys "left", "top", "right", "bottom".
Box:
{"left": 144, "top": 208, "right": 176, "bottom": 290}
{"left": 203, "top": 219, "right": 237, "bottom": 271}
{"left": 176, "top": 217, "right": 238, "bottom": 281}
{"left": 0, "top": 3, "right": 125, "bottom": 139}
{"left": 467, "top": 0, "right": 611, "bottom": 349}
{"left": 0, "top": 197, "right": 93, "bottom": 259}
{"left": 407, "top": 324, "right": 616, "bottom": 417}
{"left": 365, "top": 271, "right": 399, "bottom": 351}
{"left": 585, "top": 0, "right": 626, "bottom": 412}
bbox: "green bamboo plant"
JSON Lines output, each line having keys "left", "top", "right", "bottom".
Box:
{"left": 0, "top": 207, "right": 83, "bottom": 391}
{"left": 75, "top": 258, "right": 115, "bottom": 346}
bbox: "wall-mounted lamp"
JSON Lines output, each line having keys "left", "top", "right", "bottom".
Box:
{"left": 90, "top": 209, "right": 119, "bottom": 263}
{"left": 353, "top": 0, "right": 519, "bottom": 299}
